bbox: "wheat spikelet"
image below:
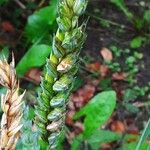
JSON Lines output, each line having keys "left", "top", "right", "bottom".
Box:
{"left": 36, "top": 0, "right": 88, "bottom": 148}
{"left": 0, "top": 58, "right": 25, "bottom": 150}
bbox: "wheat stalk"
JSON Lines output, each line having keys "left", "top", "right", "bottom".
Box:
{"left": 35, "top": 0, "right": 88, "bottom": 149}
{"left": 0, "top": 58, "right": 25, "bottom": 150}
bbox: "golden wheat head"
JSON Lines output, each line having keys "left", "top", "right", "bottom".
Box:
{"left": 0, "top": 58, "right": 25, "bottom": 149}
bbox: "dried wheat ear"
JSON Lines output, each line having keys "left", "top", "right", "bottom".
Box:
{"left": 0, "top": 58, "right": 25, "bottom": 150}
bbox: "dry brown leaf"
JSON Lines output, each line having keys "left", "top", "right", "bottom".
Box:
{"left": 111, "top": 121, "right": 126, "bottom": 133}
{"left": 112, "top": 72, "right": 126, "bottom": 80}
{"left": 25, "top": 68, "right": 42, "bottom": 84}
{"left": 86, "top": 61, "right": 101, "bottom": 72}
{"left": 127, "top": 124, "right": 139, "bottom": 135}
{"left": 101, "top": 143, "right": 111, "bottom": 150}
{"left": 100, "top": 47, "right": 113, "bottom": 61}
{"left": 74, "top": 121, "right": 84, "bottom": 135}
{"left": 71, "top": 84, "right": 96, "bottom": 108}
{"left": 1, "top": 21, "right": 15, "bottom": 33}
{"left": 65, "top": 111, "right": 75, "bottom": 126}
{"left": 100, "top": 65, "right": 109, "bottom": 77}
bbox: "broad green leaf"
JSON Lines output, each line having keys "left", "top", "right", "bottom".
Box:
{"left": 74, "top": 91, "right": 116, "bottom": 137}
{"left": 71, "top": 130, "right": 121, "bottom": 150}
{"left": 136, "top": 119, "right": 150, "bottom": 150}
{"left": 16, "top": 44, "right": 52, "bottom": 76}
{"left": 144, "top": 9, "right": 150, "bottom": 23}
{"left": 88, "top": 130, "right": 121, "bottom": 144}
{"left": 88, "top": 130, "right": 121, "bottom": 150}
{"left": 111, "top": 0, "right": 133, "bottom": 20}
{"left": 118, "top": 142, "right": 148, "bottom": 150}
{"left": 130, "top": 36, "right": 144, "bottom": 49}
{"left": 25, "top": 0, "right": 58, "bottom": 43}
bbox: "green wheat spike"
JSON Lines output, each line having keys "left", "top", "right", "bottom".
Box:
{"left": 35, "top": 0, "right": 88, "bottom": 149}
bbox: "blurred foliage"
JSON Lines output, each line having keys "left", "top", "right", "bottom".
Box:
{"left": 111, "top": 0, "right": 133, "bottom": 20}
{"left": 25, "top": 1, "right": 58, "bottom": 43}
{"left": 119, "top": 142, "right": 148, "bottom": 150}
{"left": 136, "top": 119, "right": 150, "bottom": 150}
{"left": 16, "top": 106, "right": 40, "bottom": 149}
{"left": 0, "top": 0, "right": 8, "bottom": 5}
{"left": 16, "top": 45, "right": 52, "bottom": 76}
{"left": 71, "top": 91, "right": 116, "bottom": 149}
{"left": 16, "top": 0, "right": 58, "bottom": 76}
{"left": 111, "top": 0, "right": 150, "bottom": 48}
{"left": 74, "top": 91, "right": 116, "bottom": 137}
{"left": 71, "top": 130, "right": 121, "bottom": 150}
{"left": 130, "top": 36, "right": 145, "bottom": 49}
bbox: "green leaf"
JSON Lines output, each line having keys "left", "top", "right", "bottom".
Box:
{"left": 124, "top": 103, "right": 139, "bottom": 114}
{"left": 130, "top": 36, "right": 144, "bottom": 49}
{"left": 144, "top": 9, "right": 150, "bottom": 23}
{"left": 38, "top": 139, "right": 48, "bottom": 150}
{"left": 71, "top": 135, "right": 83, "bottom": 150}
{"left": 74, "top": 91, "right": 116, "bottom": 137}
{"left": 123, "top": 89, "right": 138, "bottom": 102}
{"left": 118, "top": 142, "right": 148, "bottom": 150}
{"left": 16, "top": 44, "right": 52, "bottom": 76}
{"left": 111, "top": 0, "right": 133, "bottom": 20}
{"left": 136, "top": 119, "right": 150, "bottom": 150}
{"left": 87, "top": 130, "right": 121, "bottom": 150}
{"left": 88, "top": 130, "right": 121, "bottom": 144}
{"left": 99, "top": 78, "right": 112, "bottom": 90}
{"left": 25, "top": 0, "right": 58, "bottom": 43}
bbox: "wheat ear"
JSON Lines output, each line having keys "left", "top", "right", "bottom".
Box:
{"left": 0, "top": 58, "right": 25, "bottom": 150}
{"left": 35, "top": 0, "right": 88, "bottom": 149}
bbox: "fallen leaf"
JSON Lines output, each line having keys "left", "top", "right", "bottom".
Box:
{"left": 101, "top": 143, "right": 111, "bottom": 150}
{"left": 66, "top": 132, "right": 75, "bottom": 144}
{"left": 1, "top": 21, "right": 15, "bottom": 32}
{"left": 127, "top": 124, "right": 139, "bottom": 135}
{"left": 111, "top": 121, "right": 126, "bottom": 133}
{"left": 25, "top": 68, "right": 42, "bottom": 84}
{"left": 100, "top": 65, "right": 109, "bottom": 77}
{"left": 66, "top": 111, "right": 75, "bottom": 126}
{"left": 68, "top": 100, "right": 75, "bottom": 110}
{"left": 71, "top": 84, "right": 96, "bottom": 108}
{"left": 74, "top": 121, "right": 84, "bottom": 135}
{"left": 112, "top": 72, "right": 126, "bottom": 80}
{"left": 86, "top": 61, "right": 101, "bottom": 72}
{"left": 100, "top": 47, "right": 113, "bottom": 61}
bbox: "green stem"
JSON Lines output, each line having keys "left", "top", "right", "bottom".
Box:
{"left": 35, "top": 0, "right": 88, "bottom": 149}
{"left": 86, "top": 12, "right": 134, "bottom": 31}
